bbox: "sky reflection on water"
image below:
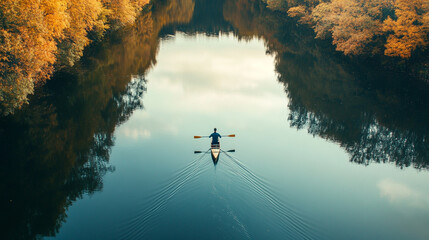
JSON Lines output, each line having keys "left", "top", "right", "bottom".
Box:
{"left": 49, "top": 33, "right": 429, "bottom": 240}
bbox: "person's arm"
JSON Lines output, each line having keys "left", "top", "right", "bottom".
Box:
{"left": 209, "top": 133, "right": 213, "bottom": 138}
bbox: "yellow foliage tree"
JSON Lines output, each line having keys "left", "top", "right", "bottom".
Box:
{"left": 0, "top": 0, "right": 149, "bottom": 115}
{"left": 56, "top": 0, "right": 108, "bottom": 66}
{"left": 103, "top": 0, "right": 149, "bottom": 26}
{"left": 286, "top": 0, "right": 428, "bottom": 58}
{"left": 383, "top": 0, "right": 429, "bottom": 58}
{"left": 0, "top": 0, "right": 69, "bottom": 114}
{"left": 287, "top": 5, "right": 313, "bottom": 24}
{"left": 310, "top": 0, "right": 385, "bottom": 55}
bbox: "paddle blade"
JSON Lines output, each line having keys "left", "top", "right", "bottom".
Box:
{"left": 226, "top": 149, "right": 235, "bottom": 153}
{"left": 226, "top": 134, "right": 235, "bottom": 137}
{"left": 194, "top": 151, "right": 203, "bottom": 154}
{"left": 194, "top": 135, "right": 209, "bottom": 139}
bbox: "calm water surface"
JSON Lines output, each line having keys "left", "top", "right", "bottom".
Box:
{"left": 1, "top": 0, "right": 429, "bottom": 239}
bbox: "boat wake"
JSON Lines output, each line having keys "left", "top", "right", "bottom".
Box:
{"left": 220, "top": 150, "right": 320, "bottom": 240}
{"left": 116, "top": 150, "right": 211, "bottom": 240}
{"left": 116, "top": 149, "right": 320, "bottom": 240}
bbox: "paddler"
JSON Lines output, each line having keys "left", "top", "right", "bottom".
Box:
{"left": 209, "top": 128, "right": 221, "bottom": 145}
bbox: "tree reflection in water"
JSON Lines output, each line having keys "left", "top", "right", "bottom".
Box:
{"left": 0, "top": 0, "right": 199, "bottom": 237}
{"left": 221, "top": 0, "right": 429, "bottom": 170}
{"left": 0, "top": 21, "right": 149, "bottom": 240}
{"left": 0, "top": 74, "right": 146, "bottom": 239}
{"left": 1, "top": 0, "right": 428, "bottom": 239}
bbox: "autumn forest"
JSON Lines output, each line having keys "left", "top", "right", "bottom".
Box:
{"left": 282, "top": 0, "right": 429, "bottom": 58}
{"left": 0, "top": 0, "right": 427, "bottom": 115}
{"left": 0, "top": 0, "right": 149, "bottom": 114}
{"left": 1, "top": 0, "right": 429, "bottom": 239}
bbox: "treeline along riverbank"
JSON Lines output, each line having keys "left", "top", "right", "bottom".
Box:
{"left": 0, "top": 0, "right": 149, "bottom": 115}
{"left": 0, "top": 0, "right": 428, "bottom": 238}
{"left": 1, "top": 0, "right": 428, "bottom": 115}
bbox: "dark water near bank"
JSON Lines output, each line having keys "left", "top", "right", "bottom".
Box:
{"left": 1, "top": 0, "right": 429, "bottom": 239}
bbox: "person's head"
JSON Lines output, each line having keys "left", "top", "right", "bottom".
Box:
{"left": 214, "top": 128, "right": 217, "bottom": 132}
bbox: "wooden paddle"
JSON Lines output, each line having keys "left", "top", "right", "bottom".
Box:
{"left": 222, "top": 134, "right": 235, "bottom": 137}
{"left": 193, "top": 136, "right": 208, "bottom": 139}
{"left": 194, "top": 134, "right": 235, "bottom": 139}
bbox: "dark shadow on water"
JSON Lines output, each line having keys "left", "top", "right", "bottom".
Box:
{"left": 0, "top": 24, "right": 149, "bottom": 239}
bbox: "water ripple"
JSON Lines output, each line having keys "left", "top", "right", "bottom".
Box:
{"left": 116, "top": 150, "right": 210, "bottom": 240}
{"left": 116, "top": 149, "right": 320, "bottom": 239}
{"left": 221, "top": 150, "right": 320, "bottom": 240}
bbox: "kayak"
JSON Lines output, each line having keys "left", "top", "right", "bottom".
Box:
{"left": 211, "top": 143, "right": 220, "bottom": 164}
{"left": 194, "top": 134, "right": 235, "bottom": 164}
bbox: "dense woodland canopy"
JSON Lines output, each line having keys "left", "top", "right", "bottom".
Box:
{"left": 274, "top": 0, "right": 429, "bottom": 58}
{"left": 0, "top": 0, "right": 428, "bottom": 114}
{"left": 0, "top": 0, "right": 149, "bottom": 115}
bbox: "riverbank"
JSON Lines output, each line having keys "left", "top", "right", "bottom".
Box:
{"left": 0, "top": 0, "right": 150, "bottom": 115}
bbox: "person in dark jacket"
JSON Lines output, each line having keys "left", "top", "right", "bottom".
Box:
{"left": 209, "top": 128, "right": 221, "bottom": 145}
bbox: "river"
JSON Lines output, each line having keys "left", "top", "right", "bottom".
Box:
{"left": 1, "top": 0, "right": 429, "bottom": 239}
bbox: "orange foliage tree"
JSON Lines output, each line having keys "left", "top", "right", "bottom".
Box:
{"left": 103, "top": 0, "right": 149, "bottom": 26}
{"left": 383, "top": 0, "right": 429, "bottom": 58}
{"left": 285, "top": 0, "right": 428, "bottom": 58}
{"left": 56, "top": 0, "right": 108, "bottom": 67}
{"left": 0, "top": 0, "right": 149, "bottom": 115}
{"left": 0, "top": 0, "right": 69, "bottom": 114}
{"left": 311, "top": 0, "right": 386, "bottom": 55}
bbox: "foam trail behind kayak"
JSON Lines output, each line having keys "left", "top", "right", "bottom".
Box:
{"left": 116, "top": 150, "right": 210, "bottom": 240}
{"left": 221, "top": 150, "right": 321, "bottom": 240}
